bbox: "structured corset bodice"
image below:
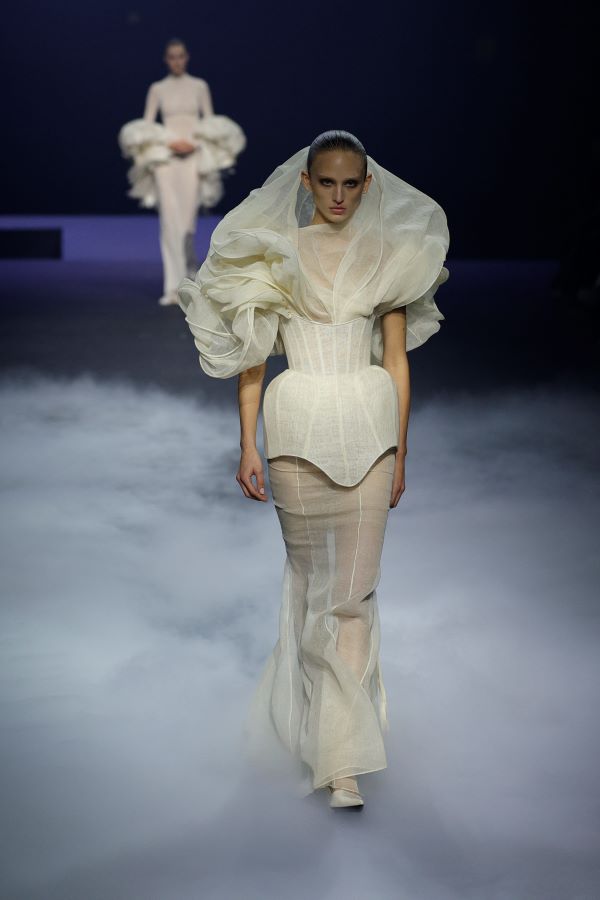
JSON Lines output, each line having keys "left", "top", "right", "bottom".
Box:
{"left": 262, "top": 313, "right": 400, "bottom": 486}
{"left": 279, "top": 314, "right": 375, "bottom": 376}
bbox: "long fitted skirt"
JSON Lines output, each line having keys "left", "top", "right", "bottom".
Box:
{"left": 243, "top": 448, "right": 396, "bottom": 795}
{"left": 153, "top": 155, "right": 199, "bottom": 296}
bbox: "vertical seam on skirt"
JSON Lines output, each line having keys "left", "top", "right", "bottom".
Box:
{"left": 294, "top": 458, "right": 337, "bottom": 651}
{"left": 355, "top": 482, "right": 376, "bottom": 689}
{"left": 343, "top": 481, "right": 372, "bottom": 724}
{"left": 347, "top": 481, "right": 362, "bottom": 611}
{"left": 291, "top": 458, "right": 307, "bottom": 749}
{"left": 285, "top": 560, "right": 294, "bottom": 749}
{"left": 295, "top": 456, "right": 336, "bottom": 766}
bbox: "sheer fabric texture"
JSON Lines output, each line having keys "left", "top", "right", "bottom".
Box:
{"left": 262, "top": 312, "right": 399, "bottom": 485}
{"left": 177, "top": 146, "right": 449, "bottom": 483}
{"left": 175, "top": 146, "right": 450, "bottom": 794}
{"left": 244, "top": 449, "right": 396, "bottom": 794}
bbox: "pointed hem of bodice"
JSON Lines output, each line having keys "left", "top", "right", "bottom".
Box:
{"left": 266, "top": 446, "right": 398, "bottom": 488}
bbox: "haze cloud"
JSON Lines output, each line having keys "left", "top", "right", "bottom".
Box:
{"left": 1, "top": 372, "right": 598, "bottom": 900}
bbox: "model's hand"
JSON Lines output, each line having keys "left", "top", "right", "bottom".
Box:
{"left": 169, "top": 139, "right": 195, "bottom": 155}
{"left": 237, "top": 447, "right": 268, "bottom": 502}
{"left": 390, "top": 454, "right": 406, "bottom": 508}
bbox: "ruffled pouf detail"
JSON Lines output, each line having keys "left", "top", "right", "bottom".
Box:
{"left": 118, "top": 114, "right": 247, "bottom": 210}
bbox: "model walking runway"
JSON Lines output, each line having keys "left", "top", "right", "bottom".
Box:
{"left": 118, "top": 38, "right": 246, "bottom": 305}
{"left": 177, "top": 131, "right": 450, "bottom": 806}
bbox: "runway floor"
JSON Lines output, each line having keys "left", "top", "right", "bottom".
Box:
{"left": 1, "top": 257, "right": 599, "bottom": 900}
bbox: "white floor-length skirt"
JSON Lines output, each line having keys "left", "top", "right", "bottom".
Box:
{"left": 153, "top": 155, "right": 200, "bottom": 296}
{"left": 243, "top": 448, "right": 396, "bottom": 795}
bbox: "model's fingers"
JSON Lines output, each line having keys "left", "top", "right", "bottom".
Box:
{"left": 237, "top": 467, "right": 261, "bottom": 501}
{"left": 256, "top": 468, "right": 267, "bottom": 498}
{"left": 238, "top": 473, "right": 252, "bottom": 500}
{"left": 242, "top": 478, "right": 260, "bottom": 499}
{"left": 390, "top": 480, "right": 404, "bottom": 507}
{"left": 236, "top": 472, "right": 251, "bottom": 499}
{"left": 249, "top": 466, "right": 268, "bottom": 501}
{"left": 241, "top": 470, "right": 263, "bottom": 501}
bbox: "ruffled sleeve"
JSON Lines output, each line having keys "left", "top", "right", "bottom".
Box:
{"left": 370, "top": 204, "right": 450, "bottom": 361}
{"left": 177, "top": 229, "right": 297, "bottom": 378}
{"left": 192, "top": 114, "right": 247, "bottom": 176}
{"left": 117, "top": 119, "right": 171, "bottom": 209}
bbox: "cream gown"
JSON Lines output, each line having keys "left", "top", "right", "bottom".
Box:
{"left": 118, "top": 73, "right": 246, "bottom": 298}
{"left": 143, "top": 74, "right": 214, "bottom": 297}
{"left": 176, "top": 147, "right": 450, "bottom": 795}
{"left": 245, "top": 224, "right": 413, "bottom": 793}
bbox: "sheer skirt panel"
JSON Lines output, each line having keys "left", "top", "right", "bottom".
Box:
{"left": 243, "top": 448, "right": 396, "bottom": 793}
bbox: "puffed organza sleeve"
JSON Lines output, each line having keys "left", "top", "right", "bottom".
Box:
{"left": 371, "top": 203, "right": 450, "bottom": 361}
{"left": 117, "top": 85, "right": 171, "bottom": 209}
{"left": 192, "top": 115, "right": 247, "bottom": 176}
{"left": 177, "top": 229, "right": 297, "bottom": 378}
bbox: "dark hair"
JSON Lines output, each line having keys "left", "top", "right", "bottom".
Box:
{"left": 165, "top": 38, "right": 188, "bottom": 54}
{"left": 306, "top": 130, "right": 367, "bottom": 181}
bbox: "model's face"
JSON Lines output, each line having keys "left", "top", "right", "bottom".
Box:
{"left": 165, "top": 44, "right": 189, "bottom": 76}
{"left": 301, "top": 150, "right": 372, "bottom": 225}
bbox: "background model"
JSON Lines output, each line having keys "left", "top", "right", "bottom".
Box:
{"left": 119, "top": 38, "right": 246, "bottom": 305}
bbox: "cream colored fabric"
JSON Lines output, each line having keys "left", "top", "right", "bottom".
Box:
{"left": 144, "top": 72, "right": 214, "bottom": 127}
{"left": 243, "top": 449, "right": 396, "bottom": 794}
{"left": 152, "top": 154, "right": 201, "bottom": 294}
{"left": 177, "top": 146, "right": 450, "bottom": 485}
{"left": 118, "top": 73, "right": 246, "bottom": 295}
{"left": 145, "top": 75, "right": 212, "bottom": 294}
{"left": 262, "top": 313, "right": 399, "bottom": 485}
{"left": 176, "top": 148, "right": 449, "bottom": 794}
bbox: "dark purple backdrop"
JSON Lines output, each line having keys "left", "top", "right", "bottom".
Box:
{"left": 1, "top": 0, "right": 596, "bottom": 257}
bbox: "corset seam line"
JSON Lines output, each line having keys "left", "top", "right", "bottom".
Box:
{"left": 285, "top": 313, "right": 374, "bottom": 327}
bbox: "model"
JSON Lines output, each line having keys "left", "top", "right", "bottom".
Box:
{"left": 177, "top": 131, "right": 450, "bottom": 809}
{"left": 118, "top": 38, "right": 246, "bottom": 305}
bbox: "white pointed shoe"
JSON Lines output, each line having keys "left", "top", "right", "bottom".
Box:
{"left": 328, "top": 777, "right": 364, "bottom": 809}
{"left": 158, "top": 292, "right": 178, "bottom": 306}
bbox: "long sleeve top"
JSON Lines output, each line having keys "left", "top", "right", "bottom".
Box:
{"left": 118, "top": 74, "right": 246, "bottom": 211}
{"left": 143, "top": 73, "right": 213, "bottom": 143}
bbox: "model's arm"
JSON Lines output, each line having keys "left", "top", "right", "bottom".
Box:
{"left": 236, "top": 362, "right": 268, "bottom": 502}
{"left": 143, "top": 83, "right": 160, "bottom": 122}
{"left": 381, "top": 307, "right": 409, "bottom": 508}
{"left": 199, "top": 79, "right": 214, "bottom": 117}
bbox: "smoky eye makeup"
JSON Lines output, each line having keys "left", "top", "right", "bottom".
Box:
{"left": 319, "top": 179, "right": 360, "bottom": 187}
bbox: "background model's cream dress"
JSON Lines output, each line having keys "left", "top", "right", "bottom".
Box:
{"left": 176, "top": 148, "right": 450, "bottom": 794}
{"left": 143, "top": 75, "right": 214, "bottom": 296}
{"left": 118, "top": 73, "right": 246, "bottom": 298}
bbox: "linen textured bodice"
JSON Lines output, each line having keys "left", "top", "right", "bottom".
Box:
{"left": 259, "top": 225, "right": 399, "bottom": 484}
{"left": 262, "top": 312, "right": 399, "bottom": 485}
{"left": 178, "top": 215, "right": 449, "bottom": 486}
{"left": 277, "top": 313, "right": 373, "bottom": 375}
